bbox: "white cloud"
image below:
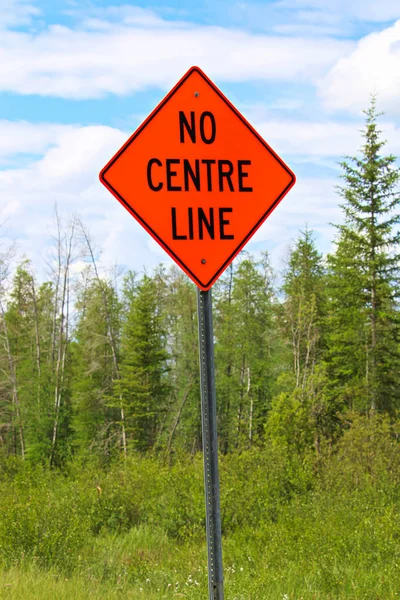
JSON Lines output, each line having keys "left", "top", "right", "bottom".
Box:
{"left": 224, "top": 0, "right": 399, "bottom": 38}
{"left": 351, "top": 0, "right": 400, "bottom": 22}
{"left": 236, "top": 109, "right": 400, "bottom": 158}
{"left": 275, "top": 0, "right": 400, "bottom": 23}
{"left": 253, "top": 177, "right": 341, "bottom": 260}
{"left": 0, "top": 120, "right": 343, "bottom": 278}
{"left": 0, "top": 0, "right": 39, "bottom": 28}
{"left": 2, "top": 107, "right": 398, "bottom": 279}
{"left": 320, "top": 20, "right": 400, "bottom": 113}
{"left": 1, "top": 3, "right": 399, "bottom": 282}
{"left": 5, "top": 116, "right": 385, "bottom": 170}
{"left": 0, "top": 13, "right": 353, "bottom": 99}
{"left": 258, "top": 120, "right": 360, "bottom": 157}
{"left": 0, "top": 121, "right": 77, "bottom": 165}
{"left": 0, "top": 123, "right": 163, "bottom": 277}
{"left": 76, "top": 6, "right": 180, "bottom": 29}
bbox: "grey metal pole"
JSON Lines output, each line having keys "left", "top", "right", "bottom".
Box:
{"left": 197, "top": 288, "right": 224, "bottom": 600}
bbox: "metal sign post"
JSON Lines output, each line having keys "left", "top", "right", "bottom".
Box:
{"left": 99, "top": 63, "right": 296, "bottom": 600}
{"left": 197, "top": 288, "right": 224, "bottom": 600}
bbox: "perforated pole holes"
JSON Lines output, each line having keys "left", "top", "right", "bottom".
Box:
{"left": 98, "top": 65, "right": 296, "bottom": 593}
{"left": 197, "top": 289, "right": 224, "bottom": 600}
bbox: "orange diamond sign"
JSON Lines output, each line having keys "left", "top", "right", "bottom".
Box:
{"left": 100, "top": 66, "right": 296, "bottom": 290}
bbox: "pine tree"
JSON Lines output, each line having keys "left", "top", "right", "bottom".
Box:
{"left": 71, "top": 274, "right": 121, "bottom": 458}
{"left": 118, "top": 274, "right": 170, "bottom": 452}
{"left": 328, "top": 99, "right": 400, "bottom": 412}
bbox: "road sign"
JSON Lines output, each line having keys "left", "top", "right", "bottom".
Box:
{"left": 99, "top": 66, "right": 295, "bottom": 290}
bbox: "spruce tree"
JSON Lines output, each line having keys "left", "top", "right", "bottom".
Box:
{"left": 118, "top": 274, "right": 170, "bottom": 452}
{"left": 328, "top": 99, "right": 400, "bottom": 412}
{"left": 71, "top": 276, "right": 121, "bottom": 458}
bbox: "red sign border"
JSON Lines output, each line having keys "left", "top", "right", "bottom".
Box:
{"left": 99, "top": 66, "right": 296, "bottom": 290}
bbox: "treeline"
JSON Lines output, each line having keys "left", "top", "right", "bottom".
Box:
{"left": 0, "top": 101, "right": 399, "bottom": 467}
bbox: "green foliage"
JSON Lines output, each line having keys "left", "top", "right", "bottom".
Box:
{"left": 0, "top": 98, "right": 400, "bottom": 596}
{"left": 0, "top": 420, "right": 400, "bottom": 597}
{"left": 70, "top": 277, "right": 121, "bottom": 458}
{"left": 328, "top": 98, "right": 400, "bottom": 413}
{"left": 323, "top": 411, "right": 400, "bottom": 492}
{"left": 281, "top": 228, "right": 326, "bottom": 387}
{"left": 117, "top": 274, "right": 170, "bottom": 452}
{"left": 214, "top": 253, "right": 278, "bottom": 452}
{"left": 266, "top": 364, "right": 341, "bottom": 458}
{"left": 161, "top": 268, "right": 201, "bottom": 454}
{"left": 0, "top": 467, "right": 90, "bottom": 570}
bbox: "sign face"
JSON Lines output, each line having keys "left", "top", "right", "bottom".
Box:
{"left": 100, "top": 66, "right": 295, "bottom": 290}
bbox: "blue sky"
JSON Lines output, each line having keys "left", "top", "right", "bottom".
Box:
{"left": 0, "top": 0, "right": 400, "bottom": 279}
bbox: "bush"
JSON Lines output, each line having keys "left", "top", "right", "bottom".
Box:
{"left": 0, "top": 467, "right": 90, "bottom": 570}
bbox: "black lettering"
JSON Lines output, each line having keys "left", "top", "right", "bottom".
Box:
{"left": 166, "top": 159, "right": 182, "bottom": 191}
{"left": 200, "top": 111, "right": 216, "bottom": 144}
{"left": 183, "top": 159, "right": 200, "bottom": 191}
{"left": 219, "top": 208, "right": 234, "bottom": 239}
{"left": 147, "top": 158, "right": 163, "bottom": 191}
{"left": 218, "top": 160, "right": 234, "bottom": 191}
{"left": 238, "top": 160, "right": 253, "bottom": 192}
{"left": 201, "top": 159, "right": 216, "bottom": 192}
{"left": 198, "top": 208, "right": 215, "bottom": 240}
{"left": 171, "top": 208, "right": 187, "bottom": 239}
{"left": 179, "top": 111, "right": 196, "bottom": 143}
{"left": 188, "top": 207, "right": 194, "bottom": 240}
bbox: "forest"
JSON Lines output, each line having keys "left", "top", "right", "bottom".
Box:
{"left": 0, "top": 102, "right": 400, "bottom": 598}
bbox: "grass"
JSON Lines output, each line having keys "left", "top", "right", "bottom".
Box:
{"left": 1, "top": 416, "right": 400, "bottom": 598}
{"left": 1, "top": 513, "right": 400, "bottom": 599}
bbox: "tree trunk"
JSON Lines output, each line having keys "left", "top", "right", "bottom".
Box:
{"left": 0, "top": 299, "right": 25, "bottom": 458}
{"left": 370, "top": 203, "right": 377, "bottom": 412}
{"left": 30, "top": 277, "right": 41, "bottom": 404}
{"left": 79, "top": 221, "right": 127, "bottom": 457}
{"left": 167, "top": 380, "right": 193, "bottom": 456}
{"left": 50, "top": 217, "right": 75, "bottom": 465}
{"left": 247, "top": 367, "right": 253, "bottom": 447}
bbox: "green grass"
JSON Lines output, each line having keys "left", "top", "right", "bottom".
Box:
{"left": 1, "top": 512, "right": 400, "bottom": 599}
{"left": 1, "top": 416, "right": 400, "bottom": 598}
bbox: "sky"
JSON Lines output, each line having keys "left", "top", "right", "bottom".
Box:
{"left": 0, "top": 0, "right": 400, "bottom": 279}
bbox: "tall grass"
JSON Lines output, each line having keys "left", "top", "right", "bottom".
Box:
{"left": 0, "top": 415, "right": 399, "bottom": 598}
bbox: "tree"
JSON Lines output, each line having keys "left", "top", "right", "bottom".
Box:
{"left": 71, "top": 273, "right": 122, "bottom": 458}
{"left": 48, "top": 212, "right": 79, "bottom": 466}
{"left": 163, "top": 267, "right": 200, "bottom": 456}
{"left": 4, "top": 262, "right": 39, "bottom": 460}
{"left": 214, "top": 254, "right": 277, "bottom": 451}
{"left": 0, "top": 260, "right": 56, "bottom": 462}
{"left": 327, "top": 99, "right": 400, "bottom": 412}
{"left": 0, "top": 287, "right": 25, "bottom": 458}
{"left": 79, "top": 221, "right": 127, "bottom": 456}
{"left": 267, "top": 231, "right": 338, "bottom": 459}
{"left": 266, "top": 363, "right": 340, "bottom": 459}
{"left": 117, "top": 274, "right": 170, "bottom": 452}
{"left": 281, "top": 229, "right": 326, "bottom": 390}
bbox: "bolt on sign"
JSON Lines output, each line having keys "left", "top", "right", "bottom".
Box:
{"left": 99, "top": 66, "right": 296, "bottom": 290}
{"left": 100, "top": 67, "right": 296, "bottom": 600}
